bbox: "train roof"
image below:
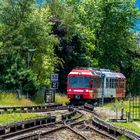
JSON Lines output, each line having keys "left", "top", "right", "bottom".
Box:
{"left": 95, "top": 71, "right": 126, "bottom": 78}
{"left": 68, "top": 69, "right": 93, "bottom": 76}
{"left": 68, "top": 68, "right": 126, "bottom": 79}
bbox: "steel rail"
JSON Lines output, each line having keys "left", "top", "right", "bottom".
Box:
{"left": 68, "top": 120, "right": 116, "bottom": 140}
{"left": 93, "top": 116, "right": 140, "bottom": 140}
{"left": 0, "top": 103, "right": 64, "bottom": 114}
{"left": 0, "top": 107, "right": 79, "bottom": 140}
{"left": 83, "top": 122, "right": 117, "bottom": 140}
{"left": 5, "top": 121, "right": 63, "bottom": 140}
{"left": 77, "top": 104, "right": 140, "bottom": 140}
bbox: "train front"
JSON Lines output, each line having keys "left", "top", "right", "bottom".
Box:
{"left": 67, "top": 69, "right": 94, "bottom": 102}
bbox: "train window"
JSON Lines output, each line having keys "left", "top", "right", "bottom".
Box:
{"left": 115, "top": 79, "right": 118, "bottom": 88}
{"left": 93, "top": 78, "right": 96, "bottom": 88}
{"left": 68, "top": 76, "right": 90, "bottom": 88}
{"left": 112, "top": 79, "right": 114, "bottom": 88}
{"left": 111, "top": 79, "right": 113, "bottom": 88}
{"left": 112, "top": 79, "right": 115, "bottom": 88}
{"left": 68, "top": 76, "right": 79, "bottom": 88}
{"left": 110, "top": 79, "right": 112, "bottom": 88}
{"left": 106, "top": 78, "right": 109, "bottom": 88}
{"left": 108, "top": 78, "right": 115, "bottom": 88}
{"left": 97, "top": 78, "right": 100, "bottom": 88}
{"left": 120, "top": 80, "right": 124, "bottom": 88}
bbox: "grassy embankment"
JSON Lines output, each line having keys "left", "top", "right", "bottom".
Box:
{"left": 0, "top": 92, "right": 36, "bottom": 106}
{"left": 0, "top": 113, "right": 47, "bottom": 125}
{"left": 104, "top": 100, "right": 140, "bottom": 133}
{"left": 32, "top": 90, "right": 69, "bottom": 105}
{"left": 0, "top": 92, "right": 69, "bottom": 125}
{"left": 0, "top": 92, "right": 47, "bottom": 126}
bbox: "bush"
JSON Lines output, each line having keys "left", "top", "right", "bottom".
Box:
{"left": 32, "top": 88, "right": 45, "bottom": 104}
{"left": 55, "top": 93, "right": 69, "bottom": 105}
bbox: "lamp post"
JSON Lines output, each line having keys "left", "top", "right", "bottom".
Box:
{"left": 27, "top": 48, "right": 36, "bottom": 68}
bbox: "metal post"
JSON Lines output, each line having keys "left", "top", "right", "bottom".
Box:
{"left": 101, "top": 73, "right": 105, "bottom": 105}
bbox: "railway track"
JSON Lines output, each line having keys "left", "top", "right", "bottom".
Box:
{"left": 0, "top": 106, "right": 79, "bottom": 140}
{"left": 80, "top": 104, "right": 140, "bottom": 140}
{"left": 0, "top": 103, "right": 65, "bottom": 114}
{"left": 67, "top": 120, "right": 116, "bottom": 140}
{"left": 0, "top": 103, "right": 139, "bottom": 140}
{"left": 93, "top": 116, "right": 140, "bottom": 140}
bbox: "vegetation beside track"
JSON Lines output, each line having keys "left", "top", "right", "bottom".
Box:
{"left": 0, "top": 113, "right": 47, "bottom": 125}
{"left": 0, "top": 93, "right": 36, "bottom": 106}
{"left": 104, "top": 99, "right": 129, "bottom": 112}
{"left": 112, "top": 121, "right": 140, "bottom": 133}
{"left": 55, "top": 94, "right": 69, "bottom": 105}
{"left": 103, "top": 100, "right": 140, "bottom": 133}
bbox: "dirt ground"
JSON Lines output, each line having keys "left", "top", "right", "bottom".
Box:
{"left": 95, "top": 107, "right": 121, "bottom": 120}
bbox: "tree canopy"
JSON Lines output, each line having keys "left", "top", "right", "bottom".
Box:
{"left": 0, "top": 0, "right": 139, "bottom": 95}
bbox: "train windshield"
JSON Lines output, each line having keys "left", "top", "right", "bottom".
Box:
{"left": 68, "top": 76, "right": 90, "bottom": 88}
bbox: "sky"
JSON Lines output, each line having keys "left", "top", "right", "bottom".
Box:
{"left": 136, "top": 0, "right": 140, "bottom": 10}
{"left": 135, "top": 1, "right": 140, "bottom": 31}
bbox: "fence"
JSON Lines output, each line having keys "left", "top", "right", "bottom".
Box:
{"left": 129, "top": 96, "right": 140, "bottom": 121}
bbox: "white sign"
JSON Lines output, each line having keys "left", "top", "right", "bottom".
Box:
{"left": 51, "top": 81, "right": 58, "bottom": 89}
{"left": 51, "top": 73, "right": 58, "bottom": 81}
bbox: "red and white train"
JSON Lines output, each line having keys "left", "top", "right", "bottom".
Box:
{"left": 67, "top": 67, "right": 126, "bottom": 102}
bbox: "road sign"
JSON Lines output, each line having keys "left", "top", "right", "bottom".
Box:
{"left": 51, "top": 73, "right": 58, "bottom": 81}
{"left": 51, "top": 81, "right": 58, "bottom": 89}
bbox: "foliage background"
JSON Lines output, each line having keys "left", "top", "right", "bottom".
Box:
{"left": 0, "top": 0, "right": 139, "bottom": 97}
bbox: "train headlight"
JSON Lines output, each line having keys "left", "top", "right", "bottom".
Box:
{"left": 68, "top": 89, "right": 72, "bottom": 92}
{"left": 85, "top": 89, "right": 89, "bottom": 92}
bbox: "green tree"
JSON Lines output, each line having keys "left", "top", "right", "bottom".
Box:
{"left": 46, "top": 0, "right": 97, "bottom": 92}
{"left": 0, "top": 0, "right": 59, "bottom": 94}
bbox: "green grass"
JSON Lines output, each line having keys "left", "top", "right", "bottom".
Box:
{"left": 112, "top": 121, "right": 140, "bottom": 133}
{"left": 104, "top": 100, "right": 129, "bottom": 111}
{"left": 0, "top": 113, "right": 47, "bottom": 125}
{"left": 0, "top": 92, "right": 36, "bottom": 106}
{"left": 55, "top": 94, "right": 69, "bottom": 105}
{"left": 104, "top": 100, "right": 140, "bottom": 133}
{"left": 118, "top": 135, "right": 129, "bottom": 140}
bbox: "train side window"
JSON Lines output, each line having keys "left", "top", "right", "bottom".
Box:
{"left": 109, "top": 78, "right": 115, "bottom": 88}
{"left": 109, "top": 78, "right": 112, "bottom": 88}
{"left": 106, "top": 78, "right": 108, "bottom": 88}
{"left": 112, "top": 79, "right": 114, "bottom": 88}
{"left": 106, "top": 78, "right": 110, "bottom": 88}
{"left": 115, "top": 79, "right": 118, "bottom": 88}
{"left": 112, "top": 79, "right": 115, "bottom": 88}
{"left": 93, "top": 77, "right": 96, "bottom": 88}
{"left": 111, "top": 78, "right": 113, "bottom": 88}
{"left": 120, "top": 80, "right": 124, "bottom": 88}
{"left": 96, "top": 78, "right": 100, "bottom": 88}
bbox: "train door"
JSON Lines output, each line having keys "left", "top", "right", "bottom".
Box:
{"left": 92, "top": 76, "right": 99, "bottom": 99}
{"left": 106, "top": 77, "right": 116, "bottom": 98}
{"left": 116, "top": 78, "right": 125, "bottom": 98}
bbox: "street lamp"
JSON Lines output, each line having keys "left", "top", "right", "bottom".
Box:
{"left": 27, "top": 48, "right": 36, "bottom": 68}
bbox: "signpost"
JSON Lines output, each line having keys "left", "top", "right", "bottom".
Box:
{"left": 44, "top": 73, "right": 59, "bottom": 103}
{"left": 51, "top": 73, "right": 59, "bottom": 89}
{"left": 45, "top": 89, "right": 54, "bottom": 103}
